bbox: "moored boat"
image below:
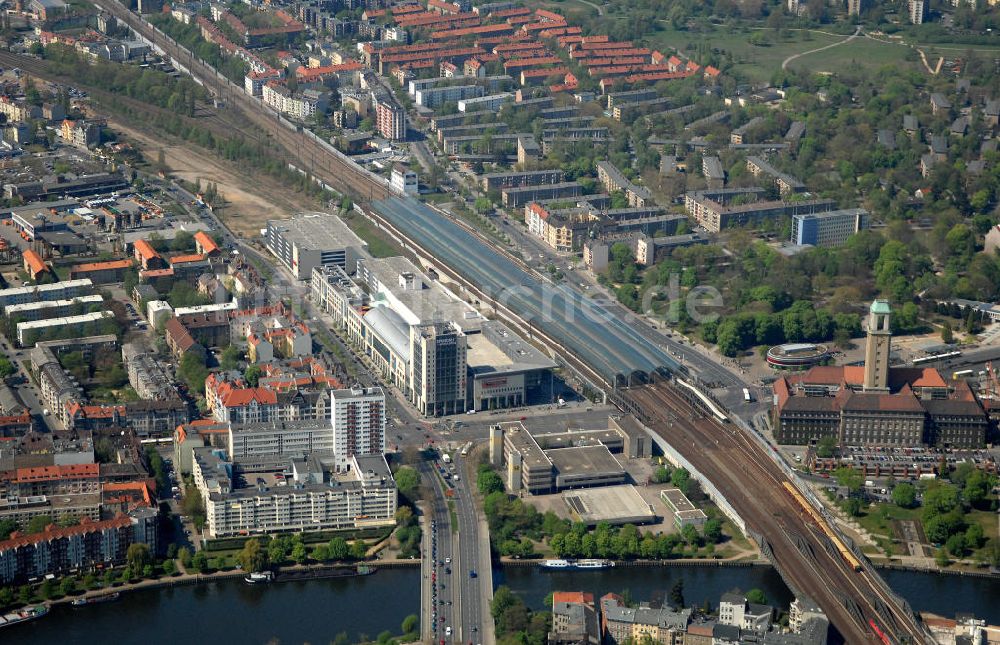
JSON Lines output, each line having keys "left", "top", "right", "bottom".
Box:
{"left": 71, "top": 592, "right": 120, "bottom": 606}
{"left": 541, "top": 559, "right": 573, "bottom": 569}
{"left": 0, "top": 605, "right": 48, "bottom": 628}
{"left": 244, "top": 571, "right": 275, "bottom": 584}
{"left": 576, "top": 559, "right": 614, "bottom": 569}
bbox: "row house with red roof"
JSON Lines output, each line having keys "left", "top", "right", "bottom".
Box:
{"left": 0, "top": 509, "right": 158, "bottom": 583}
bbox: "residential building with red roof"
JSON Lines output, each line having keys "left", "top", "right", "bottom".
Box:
{"left": 22, "top": 249, "right": 48, "bottom": 280}
{"left": 0, "top": 510, "right": 157, "bottom": 584}
{"left": 132, "top": 239, "right": 163, "bottom": 270}
{"left": 68, "top": 258, "right": 134, "bottom": 284}
{"left": 194, "top": 231, "right": 221, "bottom": 257}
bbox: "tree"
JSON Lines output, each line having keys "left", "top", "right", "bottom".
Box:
{"left": 703, "top": 518, "right": 723, "bottom": 544}
{"left": 477, "top": 469, "right": 504, "bottom": 496}
{"left": 39, "top": 579, "right": 55, "bottom": 600}
{"left": 59, "top": 576, "right": 77, "bottom": 597}
{"left": 0, "top": 519, "right": 16, "bottom": 540}
{"left": 125, "top": 542, "right": 153, "bottom": 571}
{"left": 350, "top": 539, "right": 368, "bottom": 560}
{"left": 681, "top": 524, "right": 700, "bottom": 546}
{"left": 162, "top": 559, "right": 176, "bottom": 576}
{"left": 0, "top": 358, "right": 14, "bottom": 379}
{"left": 746, "top": 589, "right": 767, "bottom": 605}
{"left": 291, "top": 542, "right": 308, "bottom": 565}
{"left": 670, "top": 579, "right": 685, "bottom": 608}
{"left": 935, "top": 548, "right": 951, "bottom": 568}
{"left": 329, "top": 537, "right": 349, "bottom": 560}
{"left": 220, "top": 345, "right": 242, "bottom": 371}
{"left": 670, "top": 468, "right": 691, "bottom": 495}
{"left": 815, "top": 436, "right": 838, "bottom": 458}
{"left": 941, "top": 322, "right": 954, "bottom": 344}
{"left": 891, "top": 483, "right": 917, "bottom": 509}
{"left": 236, "top": 538, "right": 270, "bottom": 573}
{"left": 0, "top": 587, "right": 13, "bottom": 609}
{"left": 178, "top": 547, "right": 192, "bottom": 569}
{"left": 178, "top": 352, "right": 209, "bottom": 392}
{"left": 244, "top": 364, "right": 262, "bottom": 387}
{"left": 834, "top": 467, "right": 864, "bottom": 494}
{"left": 191, "top": 550, "right": 208, "bottom": 573}
{"left": 844, "top": 497, "right": 863, "bottom": 517}
{"left": 394, "top": 466, "right": 420, "bottom": 500}
{"left": 26, "top": 515, "right": 54, "bottom": 534}
{"left": 652, "top": 466, "right": 671, "bottom": 484}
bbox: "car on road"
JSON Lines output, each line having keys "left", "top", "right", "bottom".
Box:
{"left": 469, "top": 570, "right": 477, "bottom": 578}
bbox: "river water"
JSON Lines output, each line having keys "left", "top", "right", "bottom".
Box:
{"left": 8, "top": 566, "right": 1000, "bottom": 644}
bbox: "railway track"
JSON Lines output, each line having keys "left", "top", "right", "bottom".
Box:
{"left": 85, "top": 0, "right": 390, "bottom": 203}
{"left": 625, "top": 382, "right": 931, "bottom": 644}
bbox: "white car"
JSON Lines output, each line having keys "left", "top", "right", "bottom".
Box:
{"left": 445, "top": 627, "right": 452, "bottom": 636}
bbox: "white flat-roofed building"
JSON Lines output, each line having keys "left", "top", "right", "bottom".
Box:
{"left": 458, "top": 92, "right": 513, "bottom": 113}
{"left": 0, "top": 278, "right": 93, "bottom": 308}
{"left": 4, "top": 295, "right": 104, "bottom": 322}
{"left": 228, "top": 419, "right": 336, "bottom": 460}
{"left": 171, "top": 300, "right": 238, "bottom": 317}
{"left": 195, "top": 451, "right": 397, "bottom": 538}
{"left": 17, "top": 311, "right": 114, "bottom": 346}
{"left": 266, "top": 212, "right": 369, "bottom": 280}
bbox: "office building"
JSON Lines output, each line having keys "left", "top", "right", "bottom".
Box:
{"left": 792, "top": 209, "right": 869, "bottom": 247}
{"left": 390, "top": 165, "right": 419, "bottom": 195}
{"left": 266, "top": 212, "right": 368, "bottom": 279}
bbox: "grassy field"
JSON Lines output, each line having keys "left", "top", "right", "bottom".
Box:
{"left": 786, "top": 36, "right": 916, "bottom": 75}
{"left": 644, "top": 25, "right": 920, "bottom": 82}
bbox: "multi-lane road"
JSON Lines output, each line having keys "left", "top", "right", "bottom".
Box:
{"left": 47, "top": 5, "right": 932, "bottom": 642}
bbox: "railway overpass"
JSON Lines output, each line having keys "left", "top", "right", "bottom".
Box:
{"left": 76, "top": 5, "right": 935, "bottom": 641}
{"left": 620, "top": 381, "right": 933, "bottom": 645}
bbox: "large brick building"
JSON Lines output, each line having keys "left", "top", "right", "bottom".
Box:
{"left": 772, "top": 300, "right": 988, "bottom": 448}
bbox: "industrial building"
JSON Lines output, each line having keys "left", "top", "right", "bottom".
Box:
{"left": 266, "top": 212, "right": 369, "bottom": 279}
{"left": 773, "top": 300, "right": 988, "bottom": 448}
{"left": 492, "top": 418, "right": 649, "bottom": 494}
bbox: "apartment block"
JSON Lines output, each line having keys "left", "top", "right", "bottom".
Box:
{"left": 596, "top": 161, "right": 652, "bottom": 207}
{"left": 792, "top": 209, "right": 870, "bottom": 247}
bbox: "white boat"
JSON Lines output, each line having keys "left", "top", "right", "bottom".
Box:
{"left": 244, "top": 571, "right": 274, "bottom": 584}
{"left": 576, "top": 559, "right": 614, "bottom": 569}
{"left": 541, "top": 559, "right": 573, "bottom": 569}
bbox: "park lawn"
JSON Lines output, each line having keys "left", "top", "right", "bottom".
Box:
{"left": 967, "top": 509, "right": 998, "bottom": 541}
{"left": 786, "top": 37, "right": 917, "bottom": 75}
{"left": 646, "top": 26, "right": 843, "bottom": 83}
{"left": 855, "top": 503, "right": 922, "bottom": 540}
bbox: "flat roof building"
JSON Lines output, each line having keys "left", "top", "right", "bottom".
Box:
{"left": 4, "top": 295, "right": 104, "bottom": 322}
{"left": 266, "top": 212, "right": 369, "bottom": 280}
{"left": 660, "top": 487, "right": 708, "bottom": 529}
{"left": 17, "top": 311, "right": 114, "bottom": 347}
{"left": 562, "top": 484, "right": 655, "bottom": 526}
{"left": 0, "top": 279, "right": 93, "bottom": 309}
{"left": 792, "top": 209, "right": 870, "bottom": 247}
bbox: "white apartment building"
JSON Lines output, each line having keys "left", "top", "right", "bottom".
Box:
{"left": 331, "top": 387, "right": 386, "bottom": 471}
